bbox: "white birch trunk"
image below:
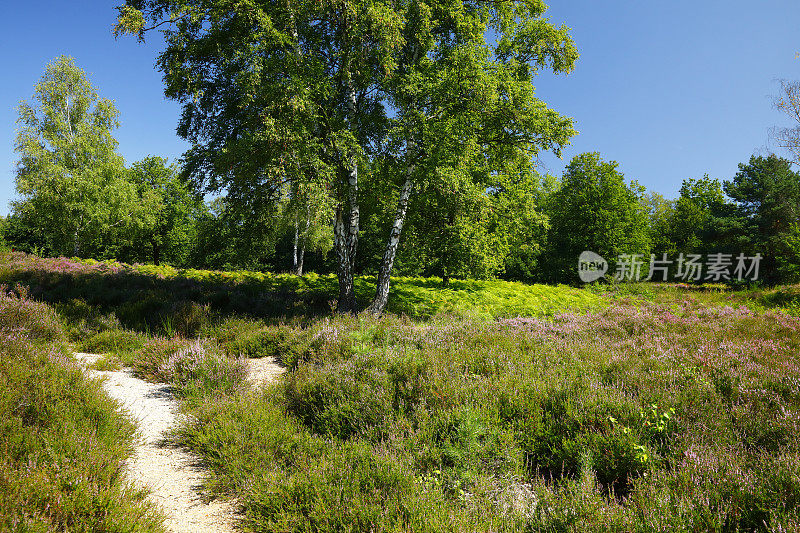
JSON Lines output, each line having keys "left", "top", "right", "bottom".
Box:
{"left": 367, "top": 170, "right": 415, "bottom": 315}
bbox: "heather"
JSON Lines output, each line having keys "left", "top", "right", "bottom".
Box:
{"left": 5, "top": 251, "right": 800, "bottom": 530}
{"left": 0, "top": 252, "right": 602, "bottom": 327}
{"left": 0, "top": 288, "right": 164, "bottom": 531}
{"left": 177, "top": 299, "right": 800, "bottom": 531}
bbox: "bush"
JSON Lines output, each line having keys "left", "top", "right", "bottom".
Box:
{"left": 284, "top": 353, "right": 395, "bottom": 440}
{"left": 79, "top": 328, "right": 148, "bottom": 356}
{"left": 157, "top": 339, "right": 247, "bottom": 399}
{"left": 0, "top": 284, "right": 63, "bottom": 342}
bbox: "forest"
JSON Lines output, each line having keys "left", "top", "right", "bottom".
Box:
{"left": 4, "top": 34, "right": 800, "bottom": 304}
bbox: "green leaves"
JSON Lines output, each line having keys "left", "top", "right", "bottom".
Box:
{"left": 12, "top": 56, "right": 147, "bottom": 258}
{"left": 543, "top": 152, "right": 652, "bottom": 283}
{"left": 116, "top": 0, "right": 579, "bottom": 305}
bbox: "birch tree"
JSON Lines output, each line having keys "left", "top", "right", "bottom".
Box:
{"left": 13, "top": 56, "right": 149, "bottom": 258}
{"left": 283, "top": 181, "right": 334, "bottom": 275}
{"left": 774, "top": 79, "right": 800, "bottom": 165}
{"left": 115, "top": 0, "right": 578, "bottom": 313}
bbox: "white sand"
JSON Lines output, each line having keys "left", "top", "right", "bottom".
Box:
{"left": 74, "top": 352, "right": 284, "bottom": 533}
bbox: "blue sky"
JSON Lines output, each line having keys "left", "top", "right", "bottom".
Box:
{"left": 1, "top": 0, "right": 798, "bottom": 215}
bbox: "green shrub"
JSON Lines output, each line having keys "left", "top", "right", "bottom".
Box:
{"left": 125, "top": 336, "right": 193, "bottom": 380}
{"left": 156, "top": 339, "right": 247, "bottom": 399}
{"left": 79, "top": 328, "right": 148, "bottom": 356}
{"left": 0, "top": 284, "right": 64, "bottom": 342}
{"left": 284, "top": 353, "right": 395, "bottom": 440}
{"left": 115, "top": 290, "right": 171, "bottom": 331}
{"left": 170, "top": 300, "right": 211, "bottom": 337}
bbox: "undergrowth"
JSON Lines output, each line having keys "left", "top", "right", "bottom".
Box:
{"left": 0, "top": 286, "right": 164, "bottom": 531}
{"left": 7, "top": 251, "right": 800, "bottom": 531}
{"left": 176, "top": 303, "right": 800, "bottom": 531}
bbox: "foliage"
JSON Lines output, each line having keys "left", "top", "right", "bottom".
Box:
{"left": 177, "top": 293, "right": 800, "bottom": 532}
{"left": 0, "top": 252, "right": 602, "bottom": 325}
{"left": 396, "top": 173, "right": 508, "bottom": 280}
{"left": 122, "top": 155, "right": 206, "bottom": 266}
{"left": 724, "top": 154, "right": 800, "bottom": 283}
{"left": 494, "top": 171, "right": 553, "bottom": 282}
{"left": 543, "top": 152, "right": 651, "bottom": 283}
{"left": 667, "top": 176, "right": 733, "bottom": 255}
{"left": 0, "top": 284, "right": 64, "bottom": 342}
{"left": 114, "top": 0, "right": 579, "bottom": 312}
{"left": 643, "top": 191, "right": 676, "bottom": 256}
{"left": 12, "top": 56, "right": 153, "bottom": 258}
{"left": 154, "top": 339, "right": 247, "bottom": 400}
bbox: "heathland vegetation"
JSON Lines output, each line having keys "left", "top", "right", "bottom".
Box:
{"left": 4, "top": 251, "right": 800, "bottom": 530}
{"left": 4, "top": 3, "right": 800, "bottom": 301}
{"left": 5, "top": 1, "right": 800, "bottom": 531}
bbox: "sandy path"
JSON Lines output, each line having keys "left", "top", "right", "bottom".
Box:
{"left": 75, "top": 352, "right": 284, "bottom": 533}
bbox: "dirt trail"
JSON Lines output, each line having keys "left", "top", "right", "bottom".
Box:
{"left": 74, "top": 352, "right": 284, "bottom": 533}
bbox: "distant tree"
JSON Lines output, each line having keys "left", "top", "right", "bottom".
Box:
{"left": 192, "top": 195, "right": 282, "bottom": 271}
{"left": 123, "top": 156, "right": 206, "bottom": 265}
{"left": 643, "top": 192, "right": 676, "bottom": 256}
{"left": 543, "top": 153, "right": 651, "bottom": 283}
{"left": 668, "top": 177, "right": 730, "bottom": 254}
{"left": 281, "top": 181, "right": 334, "bottom": 276}
{"left": 12, "top": 56, "right": 151, "bottom": 257}
{"left": 773, "top": 80, "right": 800, "bottom": 165}
{"left": 493, "top": 170, "right": 551, "bottom": 282}
{"left": 397, "top": 171, "right": 507, "bottom": 282}
{"left": 1, "top": 212, "right": 49, "bottom": 255}
{"left": 724, "top": 154, "right": 800, "bottom": 282}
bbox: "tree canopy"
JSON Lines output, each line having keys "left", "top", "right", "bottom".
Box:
{"left": 13, "top": 56, "right": 151, "bottom": 257}
{"left": 115, "top": 0, "right": 579, "bottom": 312}
{"left": 122, "top": 156, "right": 207, "bottom": 266}
{"left": 542, "top": 152, "right": 651, "bottom": 283}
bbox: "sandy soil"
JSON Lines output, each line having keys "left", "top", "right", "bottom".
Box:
{"left": 74, "top": 352, "right": 284, "bottom": 533}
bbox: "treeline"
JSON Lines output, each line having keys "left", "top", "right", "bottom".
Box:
{"left": 4, "top": 57, "right": 800, "bottom": 286}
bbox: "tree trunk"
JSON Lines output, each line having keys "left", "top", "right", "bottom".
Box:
{"left": 334, "top": 80, "right": 361, "bottom": 313}
{"left": 152, "top": 239, "right": 161, "bottom": 266}
{"left": 367, "top": 175, "right": 414, "bottom": 315}
{"left": 334, "top": 206, "right": 356, "bottom": 312}
{"left": 296, "top": 211, "right": 310, "bottom": 276}
{"left": 297, "top": 244, "right": 305, "bottom": 276}
{"left": 292, "top": 218, "right": 300, "bottom": 274}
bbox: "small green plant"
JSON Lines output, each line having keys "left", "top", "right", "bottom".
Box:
{"left": 89, "top": 354, "right": 122, "bottom": 371}
{"left": 640, "top": 404, "right": 676, "bottom": 440}
{"left": 160, "top": 315, "right": 176, "bottom": 338}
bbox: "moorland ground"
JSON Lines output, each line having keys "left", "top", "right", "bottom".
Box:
{"left": 4, "top": 251, "right": 800, "bottom": 532}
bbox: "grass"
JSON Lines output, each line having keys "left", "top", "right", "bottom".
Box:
{"left": 6, "top": 250, "right": 800, "bottom": 531}
{"left": 0, "top": 252, "right": 602, "bottom": 332}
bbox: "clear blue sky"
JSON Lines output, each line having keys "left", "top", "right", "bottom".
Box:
{"left": 1, "top": 0, "right": 798, "bottom": 216}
